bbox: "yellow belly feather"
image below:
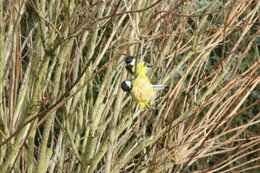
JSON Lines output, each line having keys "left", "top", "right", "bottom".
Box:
{"left": 131, "top": 75, "right": 155, "bottom": 107}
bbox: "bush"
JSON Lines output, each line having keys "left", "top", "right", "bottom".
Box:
{"left": 0, "top": 0, "right": 259, "bottom": 172}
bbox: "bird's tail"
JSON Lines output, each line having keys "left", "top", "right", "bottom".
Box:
{"left": 152, "top": 85, "right": 166, "bottom": 90}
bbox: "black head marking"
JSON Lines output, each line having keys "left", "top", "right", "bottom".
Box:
{"left": 121, "top": 80, "right": 132, "bottom": 93}
{"left": 125, "top": 56, "right": 137, "bottom": 74}
{"left": 125, "top": 56, "right": 135, "bottom": 64}
{"left": 125, "top": 64, "right": 134, "bottom": 74}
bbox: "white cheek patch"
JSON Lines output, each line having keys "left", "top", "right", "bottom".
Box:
{"left": 130, "top": 58, "right": 136, "bottom": 66}
{"left": 125, "top": 80, "right": 132, "bottom": 89}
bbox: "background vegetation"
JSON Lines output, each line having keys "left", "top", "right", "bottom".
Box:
{"left": 0, "top": 0, "right": 259, "bottom": 172}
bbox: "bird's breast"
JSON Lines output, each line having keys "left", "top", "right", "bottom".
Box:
{"left": 131, "top": 77, "right": 155, "bottom": 104}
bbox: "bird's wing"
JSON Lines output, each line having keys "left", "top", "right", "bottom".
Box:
{"left": 136, "top": 59, "right": 154, "bottom": 68}
{"left": 152, "top": 85, "right": 166, "bottom": 90}
{"left": 144, "top": 62, "right": 153, "bottom": 68}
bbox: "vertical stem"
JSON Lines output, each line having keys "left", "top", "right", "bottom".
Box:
{"left": 36, "top": 39, "right": 74, "bottom": 173}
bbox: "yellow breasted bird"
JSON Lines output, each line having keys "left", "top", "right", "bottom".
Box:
{"left": 125, "top": 56, "right": 154, "bottom": 76}
{"left": 121, "top": 75, "right": 165, "bottom": 107}
{"left": 122, "top": 56, "right": 165, "bottom": 107}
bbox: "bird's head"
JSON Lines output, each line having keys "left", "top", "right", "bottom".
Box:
{"left": 121, "top": 80, "right": 132, "bottom": 93}
{"left": 125, "top": 56, "right": 136, "bottom": 74}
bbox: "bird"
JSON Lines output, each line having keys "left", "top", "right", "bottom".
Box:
{"left": 122, "top": 56, "right": 164, "bottom": 107}
{"left": 121, "top": 76, "right": 165, "bottom": 107}
{"left": 125, "top": 56, "right": 154, "bottom": 76}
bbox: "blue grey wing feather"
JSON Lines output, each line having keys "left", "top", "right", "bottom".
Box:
{"left": 152, "top": 85, "right": 166, "bottom": 90}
